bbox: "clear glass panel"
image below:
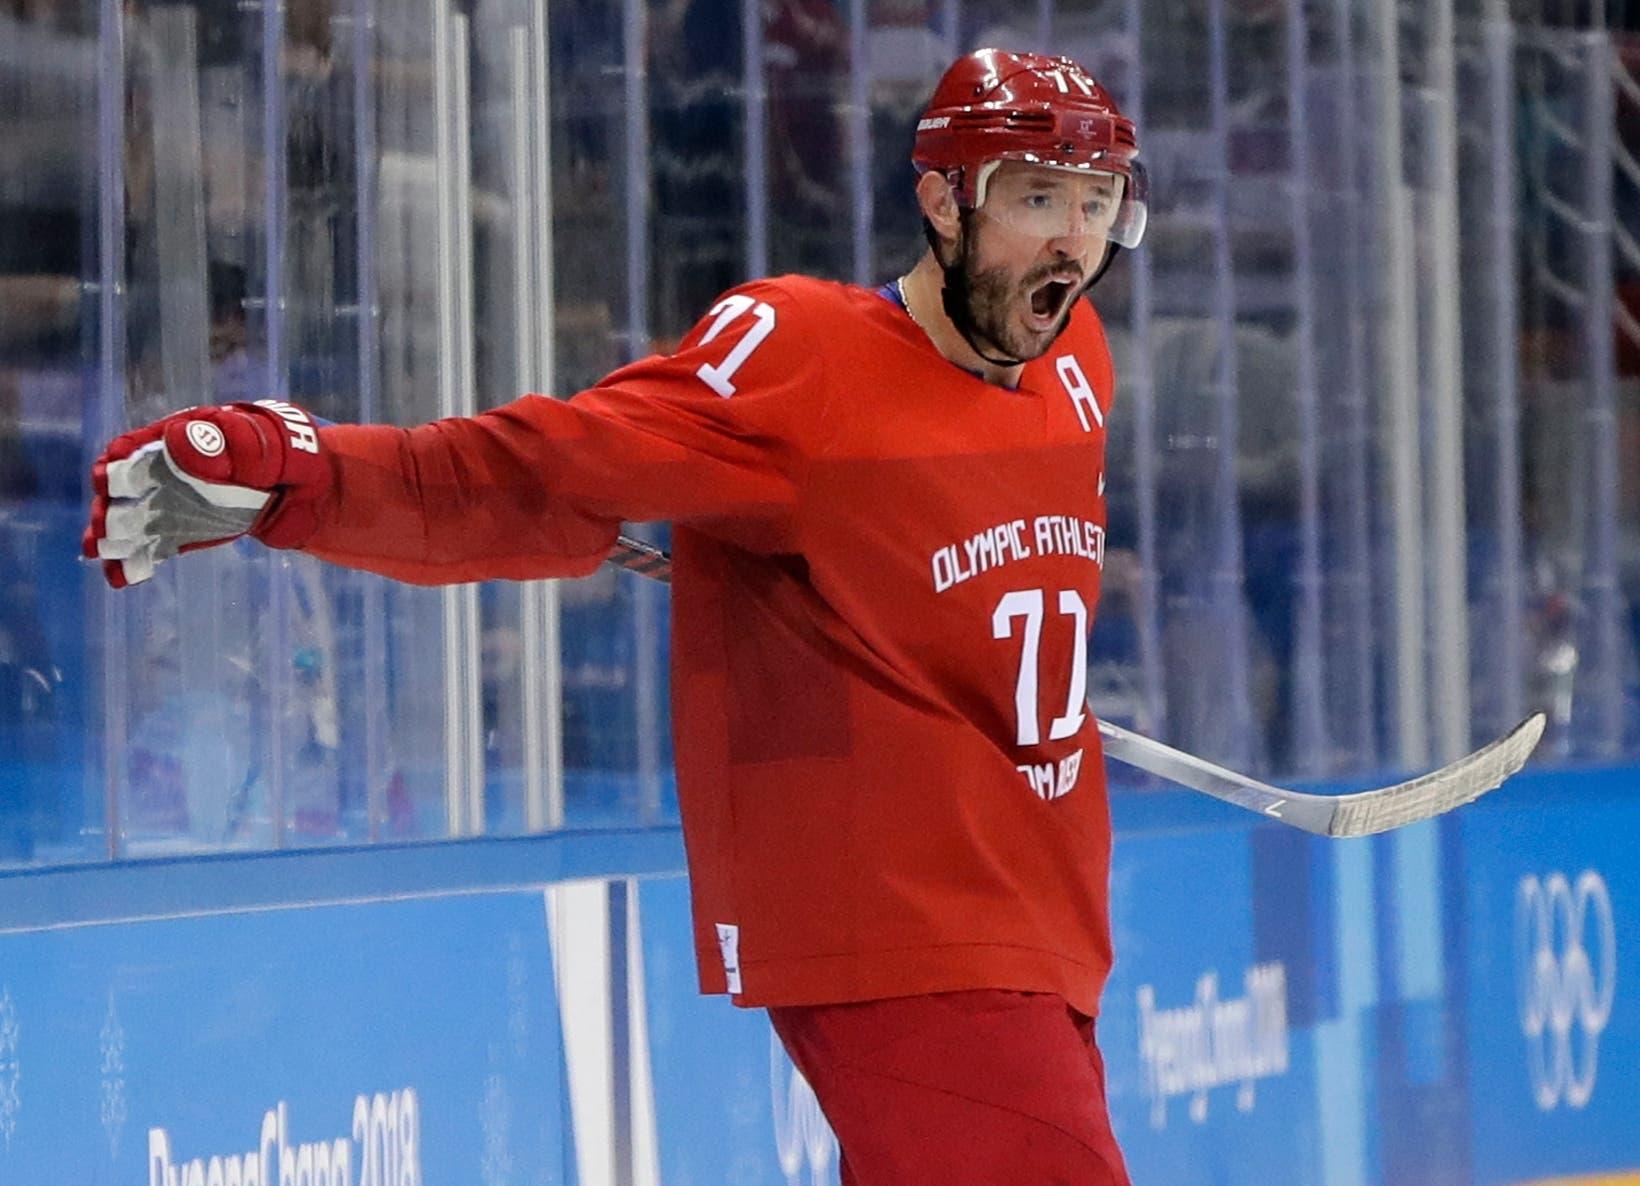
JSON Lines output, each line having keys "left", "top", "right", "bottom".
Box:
{"left": 1517, "top": 27, "right": 1626, "bottom": 761}
{"left": 649, "top": 0, "right": 745, "bottom": 336}
{"left": 0, "top": 2, "right": 101, "bottom": 865}
{"left": 469, "top": 2, "right": 539, "bottom": 834}
{"left": 1134, "top": 0, "right": 1259, "bottom": 771}
{"left": 550, "top": 0, "right": 664, "bottom": 825}
{"left": 864, "top": 4, "right": 949, "bottom": 284}
{"left": 762, "top": 0, "right": 853, "bottom": 281}
{"left": 371, "top": 0, "right": 481, "bottom": 838}
{"left": 278, "top": 2, "right": 363, "bottom": 845}
{"left": 296, "top": 0, "right": 397, "bottom": 844}
{"left": 117, "top": 0, "right": 282, "bottom": 853}
{"left": 7, "top": 0, "right": 1640, "bottom": 869}
{"left": 1459, "top": 14, "right": 1530, "bottom": 749}
{"left": 1308, "top": 0, "right": 1380, "bottom": 773}
{"left": 1617, "top": 33, "right": 1640, "bottom": 755}
{"left": 1224, "top": 3, "right": 1313, "bottom": 777}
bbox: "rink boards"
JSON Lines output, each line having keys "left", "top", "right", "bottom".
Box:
{"left": 0, "top": 767, "right": 1632, "bottom": 1186}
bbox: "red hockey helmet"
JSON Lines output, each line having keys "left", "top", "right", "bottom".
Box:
{"left": 913, "top": 49, "right": 1147, "bottom": 248}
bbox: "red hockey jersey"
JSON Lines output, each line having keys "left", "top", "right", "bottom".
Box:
{"left": 291, "top": 275, "right": 1117, "bottom": 1016}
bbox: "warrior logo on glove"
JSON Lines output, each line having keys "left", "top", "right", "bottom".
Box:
{"left": 185, "top": 421, "right": 226, "bottom": 458}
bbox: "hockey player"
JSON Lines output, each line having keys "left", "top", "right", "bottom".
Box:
{"left": 85, "top": 49, "right": 1147, "bottom": 1184}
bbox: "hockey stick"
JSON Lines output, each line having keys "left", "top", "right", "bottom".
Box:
{"left": 607, "top": 534, "right": 1546, "bottom": 837}
{"left": 1095, "top": 712, "right": 1544, "bottom": 837}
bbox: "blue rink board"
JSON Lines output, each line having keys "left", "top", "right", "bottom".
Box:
{"left": 637, "top": 876, "right": 843, "bottom": 1186}
{"left": 0, "top": 767, "right": 1634, "bottom": 1186}
{"left": 1101, "top": 825, "right": 1324, "bottom": 1186}
{"left": 1456, "top": 777, "right": 1640, "bottom": 1186}
{"left": 0, "top": 892, "right": 571, "bottom": 1185}
{"left": 633, "top": 769, "right": 1640, "bottom": 1186}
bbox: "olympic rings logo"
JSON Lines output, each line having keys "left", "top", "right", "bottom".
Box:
{"left": 1514, "top": 871, "right": 1617, "bottom": 1111}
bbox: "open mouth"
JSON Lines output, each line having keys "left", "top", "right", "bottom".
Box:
{"left": 1028, "top": 277, "right": 1078, "bottom": 322}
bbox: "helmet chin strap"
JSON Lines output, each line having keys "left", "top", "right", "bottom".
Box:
{"left": 939, "top": 254, "right": 1027, "bottom": 368}
{"left": 1086, "top": 243, "right": 1123, "bottom": 289}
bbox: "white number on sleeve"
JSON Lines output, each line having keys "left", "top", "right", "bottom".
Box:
{"left": 993, "top": 586, "right": 1091, "bottom": 748}
{"left": 695, "top": 294, "right": 778, "bottom": 398}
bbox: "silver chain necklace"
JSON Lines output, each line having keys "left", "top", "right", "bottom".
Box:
{"left": 895, "top": 276, "right": 927, "bottom": 335}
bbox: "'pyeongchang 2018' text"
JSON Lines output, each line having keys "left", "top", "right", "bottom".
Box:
{"left": 148, "top": 1089, "right": 420, "bottom": 1186}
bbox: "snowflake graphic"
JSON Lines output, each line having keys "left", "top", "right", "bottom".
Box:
{"left": 480, "top": 1072, "right": 512, "bottom": 1186}
{"left": 0, "top": 989, "right": 20, "bottom": 1150}
{"left": 100, "top": 993, "right": 127, "bottom": 1159}
{"left": 507, "top": 936, "right": 530, "bottom": 1060}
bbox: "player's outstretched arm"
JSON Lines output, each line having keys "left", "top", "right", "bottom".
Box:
{"left": 82, "top": 396, "right": 622, "bottom": 589}
{"left": 297, "top": 371, "right": 806, "bottom": 585}
{"left": 288, "top": 278, "right": 820, "bottom": 583}
{"left": 86, "top": 279, "right": 822, "bottom": 589}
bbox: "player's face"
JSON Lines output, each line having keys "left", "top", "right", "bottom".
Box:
{"left": 960, "top": 163, "right": 1120, "bottom": 360}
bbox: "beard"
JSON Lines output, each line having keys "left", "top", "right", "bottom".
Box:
{"left": 939, "top": 218, "right": 1084, "bottom": 364}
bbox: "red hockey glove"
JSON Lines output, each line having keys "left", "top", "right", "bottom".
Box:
{"left": 83, "top": 399, "right": 331, "bottom": 588}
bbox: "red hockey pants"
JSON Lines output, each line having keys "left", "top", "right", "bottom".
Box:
{"left": 768, "top": 989, "right": 1131, "bottom": 1186}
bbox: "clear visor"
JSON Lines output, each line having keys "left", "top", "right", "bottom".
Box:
{"left": 973, "top": 159, "right": 1148, "bottom": 249}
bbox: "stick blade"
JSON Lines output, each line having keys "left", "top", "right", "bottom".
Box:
{"left": 1325, "top": 713, "right": 1547, "bottom": 837}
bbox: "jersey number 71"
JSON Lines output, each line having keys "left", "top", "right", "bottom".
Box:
{"left": 695, "top": 295, "right": 778, "bottom": 398}
{"left": 993, "top": 588, "right": 1089, "bottom": 747}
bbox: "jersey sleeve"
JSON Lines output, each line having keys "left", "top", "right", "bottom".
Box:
{"left": 285, "top": 278, "right": 826, "bottom": 585}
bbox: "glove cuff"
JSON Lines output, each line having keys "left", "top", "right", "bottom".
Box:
{"left": 233, "top": 400, "right": 333, "bottom": 549}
